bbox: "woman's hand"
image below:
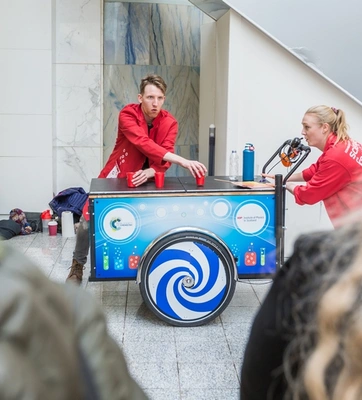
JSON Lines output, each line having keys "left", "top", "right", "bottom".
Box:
{"left": 261, "top": 173, "right": 299, "bottom": 194}
{"left": 261, "top": 173, "right": 275, "bottom": 181}
{"left": 285, "top": 182, "right": 298, "bottom": 194}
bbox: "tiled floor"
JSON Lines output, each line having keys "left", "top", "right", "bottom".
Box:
{"left": 6, "top": 232, "right": 272, "bottom": 400}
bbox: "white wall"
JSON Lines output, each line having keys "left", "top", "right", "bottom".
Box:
{"left": 0, "top": 0, "right": 102, "bottom": 217}
{"left": 198, "top": 21, "right": 216, "bottom": 169}
{"left": 199, "top": 9, "right": 362, "bottom": 255}
{"left": 0, "top": 0, "right": 53, "bottom": 214}
{"left": 224, "top": 0, "right": 362, "bottom": 105}
{"left": 199, "top": 12, "right": 232, "bottom": 174}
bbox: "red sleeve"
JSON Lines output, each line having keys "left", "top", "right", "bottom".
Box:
{"left": 294, "top": 159, "right": 351, "bottom": 205}
{"left": 118, "top": 108, "right": 175, "bottom": 164}
{"left": 302, "top": 162, "right": 317, "bottom": 182}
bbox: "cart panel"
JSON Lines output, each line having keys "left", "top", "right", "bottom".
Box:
{"left": 91, "top": 193, "right": 276, "bottom": 279}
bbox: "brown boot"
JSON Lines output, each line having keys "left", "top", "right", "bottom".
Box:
{"left": 66, "top": 259, "right": 84, "bottom": 285}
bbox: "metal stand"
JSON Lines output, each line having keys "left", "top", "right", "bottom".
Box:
{"left": 274, "top": 174, "right": 284, "bottom": 268}
{"left": 208, "top": 125, "right": 215, "bottom": 176}
{"left": 262, "top": 139, "right": 311, "bottom": 268}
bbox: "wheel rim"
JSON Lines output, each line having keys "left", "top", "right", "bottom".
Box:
{"left": 140, "top": 230, "right": 236, "bottom": 326}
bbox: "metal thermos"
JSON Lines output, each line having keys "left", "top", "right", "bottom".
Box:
{"left": 243, "top": 143, "right": 255, "bottom": 181}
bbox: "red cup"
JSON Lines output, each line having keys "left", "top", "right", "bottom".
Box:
{"left": 48, "top": 221, "right": 58, "bottom": 236}
{"left": 196, "top": 174, "right": 205, "bottom": 187}
{"left": 155, "top": 171, "right": 165, "bottom": 188}
{"left": 126, "top": 172, "right": 136, "bottom": 188}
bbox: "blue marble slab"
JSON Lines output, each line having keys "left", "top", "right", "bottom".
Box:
{"left": 104, "top": 3, "right": 150, "bottom": 65}
{"left": 104, "top": 3, "right": 202, "bottom": 66}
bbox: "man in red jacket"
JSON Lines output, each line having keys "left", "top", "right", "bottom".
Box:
{"left": 66, "top": 74, "right": 207, "bottom": 284}
{"left": 99, "top": 74, "right": 206, "bottom": 184}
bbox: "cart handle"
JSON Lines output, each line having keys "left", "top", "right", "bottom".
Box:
{"left": 262, "top": 139, "right": 311, "bottom": 184}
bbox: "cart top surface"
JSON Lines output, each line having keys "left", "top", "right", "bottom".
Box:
{"left": 89, "top": 176, "right": 274, "bottom": 196}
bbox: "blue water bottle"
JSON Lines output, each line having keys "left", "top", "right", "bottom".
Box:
{"left": 243, "top": 143, "right": 255, "bottom": 181}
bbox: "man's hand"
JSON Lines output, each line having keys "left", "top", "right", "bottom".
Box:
{"left": 131, "top": 168, "right": 155, "bottom": 187}
{"left": 24, "top": 226, "right": 33, "bottom": 234}
{"left": 163, "top": 152, "right": 207, "bottom": 177}
{"left": 181, "top": 159, "right": 207, "bottom": 178}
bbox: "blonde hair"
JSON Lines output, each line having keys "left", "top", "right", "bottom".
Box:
{"left": 305, "top": 105, "right": 350, "bottom": 143}
{"left": 302, "top": 231, "right": 362, "bottom": 400}
{"left": 284, "top": 215, "right": 362, "bottom": 400}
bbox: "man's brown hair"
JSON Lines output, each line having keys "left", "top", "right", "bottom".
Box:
{"left": 139, "top": 74, "right": 167, "bottom": 96}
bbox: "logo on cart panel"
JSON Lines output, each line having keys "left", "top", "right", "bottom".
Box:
{"left": 98, "top": 205, "right": 140, "bottom": 244}
{"left": 110, "top": 217, "right": 130, "bottom": 231}
{"left": 234, "top": 201, "right": 269, "bottom": 236}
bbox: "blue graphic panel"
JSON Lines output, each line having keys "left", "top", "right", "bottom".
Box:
{"left": 92, "top": 194, "right": 276, "bottom": 279}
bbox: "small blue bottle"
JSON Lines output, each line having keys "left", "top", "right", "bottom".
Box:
{"left": 243, "top": 143, "right": 255, "bottom": 181}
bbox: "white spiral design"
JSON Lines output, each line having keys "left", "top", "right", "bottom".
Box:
{"left": 147, "top": 241, "right": 227, "bottom": 321}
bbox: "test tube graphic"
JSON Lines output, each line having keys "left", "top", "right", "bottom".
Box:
{"left": 260, "top": 248, "right": 266, "bottom": 266}
{"left": 103, "top": 243, "right": 109, "bottom": 270}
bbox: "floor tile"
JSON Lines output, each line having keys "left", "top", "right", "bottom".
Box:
{"left": 101, "top": 280, "right": 129, "bottom": 292}
{"left": 101, "top": 291, "right": 128, "bottom": 306}
{"left": 128, "top": 362, "right": 179, "bottom": 390}
{"left": 146, "top": 389, "right": 181, "bottom": 400}
{"left": 174, "top": 323, "right": 224, "bottom": 342}
{"left": 178, "top": 361, "right": 240, "bottom": 389}
{"left": 181, "top": 389, "right": 239, "bottom": 400}
{"left": 176, "top": 338, "right": 232, "bottom": 363}
{"left": 251, "top": 279, "right": 272, "bottom": 303}
{"left": 220, "top": 306, "right": 259, "bottom": 325}
{"left": 228, "top": 289, "right": 261, "bottom": 307}
{"left": 123, "top": 338, "right": 177, "bottom": 363}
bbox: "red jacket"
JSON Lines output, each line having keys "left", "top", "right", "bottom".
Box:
{"left": 294, "top": 133, "right": 362, "bottom": 226}
{"left": 99, "top": 104, "right": 178, "bottom": 178}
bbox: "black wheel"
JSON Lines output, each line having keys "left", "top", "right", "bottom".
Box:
{"left": 139, "top": 228, "right": 237, "bottom": 327}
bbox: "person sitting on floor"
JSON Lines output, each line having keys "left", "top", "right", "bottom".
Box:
{"left": 9, "top": 208, "right": 32, "bottom": 234}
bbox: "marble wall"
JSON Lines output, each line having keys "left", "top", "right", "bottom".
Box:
{"left": 103, "top": 2, "right": 203, "bottom": 176}
{"left": 0, "top": 0, "right": 53, "bottom": 214}
{"left": 54, "top": 0, "right": 102, "bottom": 194}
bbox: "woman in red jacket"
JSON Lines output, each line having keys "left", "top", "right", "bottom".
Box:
{"left": 66, "top": 74, "right": 207, "bottom": 284}
{"left": 287, "top": 105, "right": 362, "bottom": 226}
{"left": 266, "top": 105, "right": 362, "bottom": 227}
